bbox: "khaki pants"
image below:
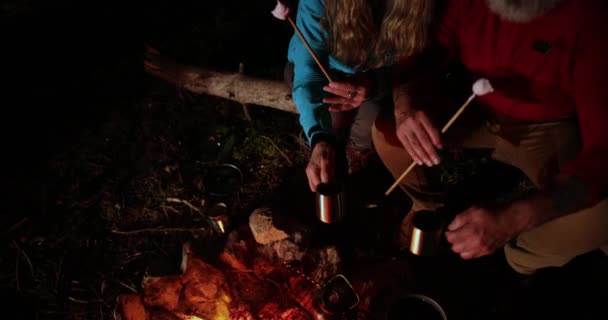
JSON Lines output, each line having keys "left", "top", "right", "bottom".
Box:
{"left": 371, "top": 109, "right": 608, "bottom": 274}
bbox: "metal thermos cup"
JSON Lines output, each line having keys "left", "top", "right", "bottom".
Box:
{"left": 409, "top": 210, "right": 443, "bottom": 256}
{"left": 316, "top": 183, "right": 345, "bottom": 224}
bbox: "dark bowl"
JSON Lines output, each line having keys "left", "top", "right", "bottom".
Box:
{"left": 386, "top": 294, "right": 447, "bottom": 320}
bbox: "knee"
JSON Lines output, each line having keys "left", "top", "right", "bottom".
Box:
{"left": 371, "top": 111, "right": 401, "bottom": 149}
{"left": 504, "top": 241, "right": 573, "bottom": 275}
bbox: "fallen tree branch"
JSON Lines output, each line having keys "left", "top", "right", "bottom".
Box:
{"left": 145, "top": 46, "right": 298, "bottom": 114}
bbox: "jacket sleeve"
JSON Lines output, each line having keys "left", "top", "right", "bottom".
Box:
{"left": 288, "top": 0, "right": 333, "bottom": 143}
{"left": 560, "top": 0, "right": 608, "bottom": 204}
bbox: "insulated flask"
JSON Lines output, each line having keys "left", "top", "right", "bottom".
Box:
{"left": 316, "top": 183, "right": 345, "bottom": 224}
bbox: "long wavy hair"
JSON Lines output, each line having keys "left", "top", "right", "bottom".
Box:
{"left": 323, "top": 0, "right": 434, "bottom": 69}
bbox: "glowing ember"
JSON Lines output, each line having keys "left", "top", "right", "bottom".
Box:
{"left": 213, "top": 293, "right": 231, "bottom": 320}
{"left": 217, "top": 219, "right": 225, "bottom": 234}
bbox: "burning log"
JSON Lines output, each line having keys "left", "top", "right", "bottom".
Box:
{"left": 145, "top": 47, "right": 298, "bottom": 114}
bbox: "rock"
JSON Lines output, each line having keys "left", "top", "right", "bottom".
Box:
{"left": 249, "top": 207, "right": 289, "bottom": 245}
{"left": 257, "top": 239, "right": 305, "bottom": 263}
{"left": 118, "top": 294, "right": 148, "bottom": 320}
{"left": 308, "top": 246, "right": 341, "bottom": 285}
{"left": 142, "top": 276, "right": 182, "bottom": 311}
{"left": 272, "top": 239, "right": 304, "bottom": 262}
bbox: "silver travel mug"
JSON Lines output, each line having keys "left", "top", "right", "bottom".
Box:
{"left": 316, "top": 183, "right": 345, "bottom": 224}
{"left": 409, "top": 210, "right": 444, "bottom": 256}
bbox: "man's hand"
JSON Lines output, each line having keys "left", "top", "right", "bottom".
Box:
{"left": 445, "top": 174, "right": 595, "bottom": 260}
{"left": 395, "top": 109, "right": 443, "bottom": 167}
{"left": 305, "top": 141, "right": 335, "bottom": 192}
{"left": 445, "top": 206, "right": 528, "bottom": 259}
{"left": 322, "top": 75, "right": 371, "bottom": 112}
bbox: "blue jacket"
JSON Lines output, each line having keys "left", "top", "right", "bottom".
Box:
{"left": 287, "top": 0, "right": 358, "bottom": 144}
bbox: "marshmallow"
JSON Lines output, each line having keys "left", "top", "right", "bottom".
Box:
{"left": 472, "top": 78, "right": 494, "bottom": 96}
{"left": 271, "top": 1, "right": 290, "bottom": 20}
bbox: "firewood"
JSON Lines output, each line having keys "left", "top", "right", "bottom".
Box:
{"left": 145, "top": 47, "right": 298, "bottom": 114}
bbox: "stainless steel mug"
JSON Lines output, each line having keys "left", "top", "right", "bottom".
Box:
{"left": 316, "top": 183, "right": 345, "bottom": 224}
{"left": 409, "top": 210, "right": 443, "bottom": 256}
{"left": 207, "top": 202, "right": 229, "bottom": 234}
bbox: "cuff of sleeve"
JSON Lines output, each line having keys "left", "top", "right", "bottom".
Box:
{"left": 310, "top": 131, "right": 336, "bottom": 149}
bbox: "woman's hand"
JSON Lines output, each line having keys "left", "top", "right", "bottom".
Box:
{"left": 305, "top": 141, "right": 335, "bottom": 192}
{"left": 395, "top": 109, "right": 443, "bottom": 167}
{"left": 322, "top": 75, "right": 371, "bottom": 112}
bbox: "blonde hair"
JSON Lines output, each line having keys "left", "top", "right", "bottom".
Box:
{"left": 324, "top": 0, "right": 434, "bottom": 69}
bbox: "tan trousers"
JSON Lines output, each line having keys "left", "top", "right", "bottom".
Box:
{"left": 371, "top": 109, "right": 608, "bottom": 274}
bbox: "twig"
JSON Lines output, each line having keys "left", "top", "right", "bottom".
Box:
{"left": 160, "top": 205, "right": 179, "bottom": 214}
{"left": 12, "top": 240, "right": 34, "bottom": 292}
{"left": 166, "top": 197, "right": 201, "bottom": 212}
{"left": 15, "top": 249, "right": 20, "bottom": 292}
{"left": 117, "top": 281, "right": 138, "bottom": 293}
{"left": 54, "top": 254, "right": 65, "bottom": 292}
{"left": 239, "top": 62, "right": 253, "bottom": 122}
{"left": 113, "top": 296, "right": 121, "bottom": 320}
{"left": 110, "top": 227, "right": 207, "bottom": 235}
{"left": 260, "top": 135, "right": 293, "bottom": 165}
{"left": 4, "top": 217, "right": 28, "bottom": 234}
{"left": 68, "top": 297, "right": 104, "bottom": 304}
{"left": 219, "top": 252, "right": 252, "bottom": 272}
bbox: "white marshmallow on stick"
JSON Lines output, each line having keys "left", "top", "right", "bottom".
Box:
{"left": 271, "top": 1, "right": 290, "bottom": 20}
{"left": 385, "top": 78, "right": 494, "bottom": 196}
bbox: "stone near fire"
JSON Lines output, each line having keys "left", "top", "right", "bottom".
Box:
{"left": 249, "top": 207, "right": 289, "bottom": 245}
{"left": 257, "top": 238, "right": 305, "bottom": 263}
{"left": 308, "top": 246, "right": 341, "bottom": 285}
{"left": 118, "top": 294, "right": 148, "bottom": 320}
{"left": 142, "top": 275, "right": 183, "bottom": 311}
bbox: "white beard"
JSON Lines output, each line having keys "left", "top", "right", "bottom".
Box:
{"left": 486, "top": 0, "right": 565, "bottom": 23}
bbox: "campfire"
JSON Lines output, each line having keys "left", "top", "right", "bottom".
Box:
{"left": 116, "top": 207, "right": 390, "bottom": 320}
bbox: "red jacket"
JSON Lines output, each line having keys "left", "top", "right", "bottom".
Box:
{"left": 436, "top": 0, "right": 608, "bottom": 202}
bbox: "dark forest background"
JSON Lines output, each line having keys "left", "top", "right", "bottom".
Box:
{"left": 1, "top": 1, "right": 305, "bottom": 318}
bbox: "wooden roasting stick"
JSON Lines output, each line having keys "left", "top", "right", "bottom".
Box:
{"left": 287, "top": 17, "right": 333, "bottom": 82}
{"left": 385, "top": 79, "right": 494, "bottom": 196}
{"left": 272, "top": 1, "right": 333, "bottom": 82}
